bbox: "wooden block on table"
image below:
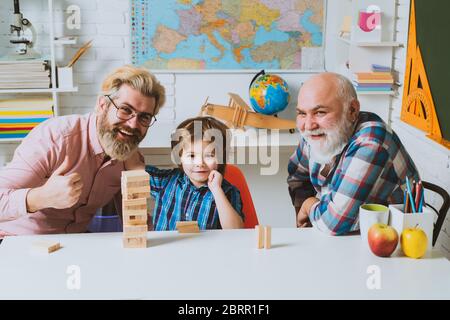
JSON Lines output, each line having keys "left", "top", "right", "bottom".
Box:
{"left": 123, "top": 208, "right": 147, "bottom": 216}
{"left": 176, "top": 221, "right": 198, "bottom": 228}
{"left": 123, "top": 198, "right": 147, "bottom": 210}
{"left": 123, "top": 198, "right": 148, "bottom": 212}
{"left": 123, "top": 205, "right": 147, "bottom": 213}
{"left": 123, "top": 235, "right": 147, "bottom": 248}
{"left": 123, "top": 224, "right": 148, "bottom": 236}
{"left": 176, "top": 221, "right": 200, "bottom": 233}
{"left": 31, "top": 240, "right": 61, "bottom": 254}
{"left": 123, "top": 213, "right": 147, "bottom": 225}
{"left": 123, "top": 192, "right": 150, "bottom": 200}
{"left": 123, "top": 197, "right": 147, "bottom": 225}
{"left": 124, "top": 185, "right": 150, "bottom": 194}
{"left": 264, "top": 226, "right": 271, "bottom": 249}
{"left": 121, "top": 171, "right": 150, "bottom": 198}
{"left": 122, "top": 170, "right": 150, "bottom": 183}
{"left": 122, "top": 183, "right": 150, "bottom": 199}
{"left": 255, "top": 225, "right": 264, "bottom": 249}
{"left": 125, "top": 180, "right": 149, "bottom": 188}
{"left": 178, "top": 225, "right": 200, "bottom": 233}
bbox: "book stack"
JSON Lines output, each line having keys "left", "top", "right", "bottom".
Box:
{"left": 352, "top": 65, "right": 394, "bottom": 93}
{"left": 371, "top": 64, "right": 391, "bottom": 73}
{"left": 0, "top": 60, "right": 51, "bottom": 89}
{"left": 0, "top": 98, "right": 54, "bottom": 139}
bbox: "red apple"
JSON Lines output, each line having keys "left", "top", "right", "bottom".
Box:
{"left": 368, "top": 223, "right": 399, "bottom": 257}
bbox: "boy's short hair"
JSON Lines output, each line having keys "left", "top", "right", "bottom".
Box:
{"left": 171, "top": 116, "right": 230, "bottom": 174}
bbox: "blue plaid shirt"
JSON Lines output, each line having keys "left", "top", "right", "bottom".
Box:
{"left": 287, "top": 112, "right": 420, "bottom": 235}
{"left": 146, "top": 165, "right": 244, "bottom": 231}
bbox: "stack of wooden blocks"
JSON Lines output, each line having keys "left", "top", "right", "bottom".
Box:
{"left": 122, "top": 170, "right": 151, "bottom": 248}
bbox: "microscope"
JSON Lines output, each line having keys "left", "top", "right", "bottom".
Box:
{"left": 9, "top": 0, "right": 40, "bottom": 59}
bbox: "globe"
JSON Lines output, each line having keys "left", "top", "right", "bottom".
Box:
{"left": 249, "top": 71, "right": 290, "bottom": 115}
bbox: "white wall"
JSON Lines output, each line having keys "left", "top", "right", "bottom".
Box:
{"left": 390, "top": 0, "right": 450, "bottom": 258}
{"left": 0, "top": 0, "right": 300, "bottom": 227}
{"left": 0, "top": 0, "right": 448, "bottom": 254}
{"left": 325, "top": 0, "right": 450, "bottom": 259}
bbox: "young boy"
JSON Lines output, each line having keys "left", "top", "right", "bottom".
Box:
{"left": 126, "top": 116, "right": 244, "bottom": 230}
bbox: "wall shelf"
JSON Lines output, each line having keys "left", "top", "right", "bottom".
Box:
{"left": 54, "top": 37, "right": 77, "bottom": 45}
{"left": 0, "top": 87, "right": 78, "bottom": 94}
{"left": 139, "top": 127, "right": 300, "bottom": 149}
{"left": 356, "top": 90, "right": 395, "bottom": 96}
{"left": 229, "top": 129, "right": 299, "bottom": 148}
{"left": 331, "top": 0, "right": 400, "bottom": 125}
{"left": 0, "top": 138, "right": 24, "bottom": 143}
{"left": 0, "top": 0, "right": 80, "bottom": 144}
{"left": 338, "top": 36, "right": 352, "bottom": 45}
{"left": 338, "top": 36, "right": 402, "bottom": 47}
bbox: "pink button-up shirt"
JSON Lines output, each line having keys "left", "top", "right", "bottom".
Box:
{"left": 0, "top": 113, "right": 125, "bottom": 236}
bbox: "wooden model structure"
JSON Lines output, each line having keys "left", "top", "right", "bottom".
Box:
{"left": 401, "top": 0, "right": 449, "bottom": 149}
{"left": 121, "top": 170, "right": 150, "bottom": 248}
{"left": 200, "top": 93, "right": 296, "bottom": 131}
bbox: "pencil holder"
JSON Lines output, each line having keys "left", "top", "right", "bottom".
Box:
{"left": 389, "top": 204, "right": 434, "bottom": 251}
{"left": 56, "top": 66, "right": 73, "bottom": 89}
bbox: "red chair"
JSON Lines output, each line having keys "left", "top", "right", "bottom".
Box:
{"left": 224, "top": 164, "right": 259, "bottom": 228}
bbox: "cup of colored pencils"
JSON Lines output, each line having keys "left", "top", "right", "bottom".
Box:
{"left": 403, "top": 177, "right": 424, "bottom": 214}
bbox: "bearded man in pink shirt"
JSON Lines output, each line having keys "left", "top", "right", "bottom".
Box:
{"left": 0, "top": 65, "right": 165, "bottom": 238}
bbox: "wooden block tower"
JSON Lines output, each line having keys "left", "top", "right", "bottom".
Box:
{"left": 121, "top": 170, "right": 150, "bottom": 248}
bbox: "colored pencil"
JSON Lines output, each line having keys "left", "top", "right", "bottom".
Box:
{"left": 415, "top": 180, "right": 421, "bottom": 212}
{"left": 418, "top": 182, "right": 424, "bottom": 212}
{"left": 403, "top": 189, "right": 407, "bottom": 213}
{"left": 405, "top": 190, "right": 410, "bottom": 213}
{"left": 405, "top": 177, "right": 416, "bottom": 213}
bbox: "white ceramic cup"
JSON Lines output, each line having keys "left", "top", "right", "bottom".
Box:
{"left": 359, "top": 204, "right": 389, "bottom": 245}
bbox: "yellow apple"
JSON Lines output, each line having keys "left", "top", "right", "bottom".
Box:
{"left": 401, "top": 227, "right": 428, "bottom": 259}
{"left": 368, "top": 223, "right": 399, "bottom": 257}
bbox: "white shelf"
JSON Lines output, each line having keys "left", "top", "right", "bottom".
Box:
{"left": 393, "top": 117, "right": 450, "bottom": 156}
{"left": 355, "top": 41, "right": 402, "bottom": 47}
{"left": 356, "top": 90, "right": 395, "bottom": 96}
{"left": 0, "top": 87, "right": 78, "bottom": 93}
{"left": 0, "top": 138, "right": 24, "bottom": 143}
{"left": 54, "top": 37, "right": 77, "bottom": 45}
{"left": 338, "top": 36, "right": 402, "bottom": 47}
{"left": 230, "top": 128, "right": 299, "bottom": 148}
{"left": 338, "top": 36, "right": 351, "bottom": 45}
{"left": 139, "top": 127, "right": 300, "bottom": 149}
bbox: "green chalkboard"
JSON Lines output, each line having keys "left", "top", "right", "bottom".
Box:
{"left": 414, "top": 0, "right": 450, "bottom": 141}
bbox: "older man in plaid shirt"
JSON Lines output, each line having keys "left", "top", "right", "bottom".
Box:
{"left": 287, "top": 72, "right": 419, "bottom": 235}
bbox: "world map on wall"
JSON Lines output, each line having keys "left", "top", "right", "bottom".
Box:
{"left": 131, "top": 0, "right": 324, "bottom": 70}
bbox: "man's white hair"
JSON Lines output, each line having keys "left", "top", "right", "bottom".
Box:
{"left": 331, "top": 72, "right": 358, "bottom": 110}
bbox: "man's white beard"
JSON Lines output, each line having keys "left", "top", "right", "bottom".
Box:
{"left": 301, "top": 115, "right": 355, "bottom": 165}
{"left": 97, "top": 111, "right": 143, "bottom": 161}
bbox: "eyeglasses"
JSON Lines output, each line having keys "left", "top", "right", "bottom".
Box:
{"left": 105, "top": 95, "right": 157, "bottom": 127}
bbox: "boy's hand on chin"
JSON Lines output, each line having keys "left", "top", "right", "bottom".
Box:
{"left": 207, "top": 170, "right": 223, "bottom": 194}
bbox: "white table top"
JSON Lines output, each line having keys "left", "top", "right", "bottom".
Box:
{"left": 1, "top": 228, "right": 450, "bottom": 299}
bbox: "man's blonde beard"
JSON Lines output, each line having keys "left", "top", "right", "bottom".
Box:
{"left": 97, "top": 111, "right": 141, "bottom": 161}
{"left": 302, "top": 114, "right": 355, "bottom": 165}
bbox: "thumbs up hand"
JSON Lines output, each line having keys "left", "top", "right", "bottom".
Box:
{"left": 41, "top": 157, "right": 83, "bottom": 209}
